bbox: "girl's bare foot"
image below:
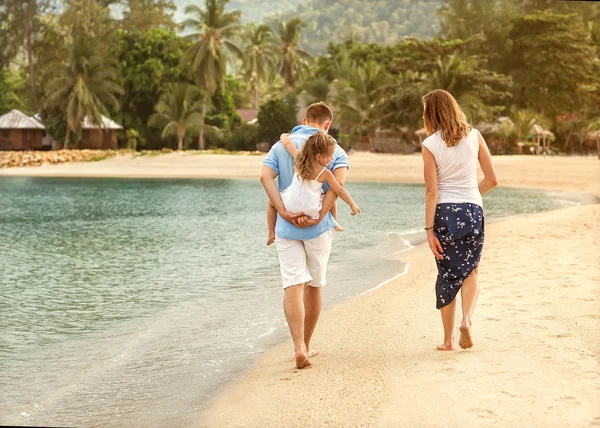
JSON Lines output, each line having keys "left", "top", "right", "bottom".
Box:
{"left": 459, "top": 323, "right": 473, "bottom": 349}
{"left": 334, "top": 224, "right": 344, "bottom": 232}
{"left": 436, "top": 342, "right": 454, "bottom": 351}
{"left": 266, "top": 232, "right": 275, "bottom": 246}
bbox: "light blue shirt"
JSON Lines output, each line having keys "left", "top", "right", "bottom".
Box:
{"left": 263, "top": 125, "right": 350, "bottom": 241}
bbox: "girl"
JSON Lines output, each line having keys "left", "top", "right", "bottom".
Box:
{"left": 421, "top": 89, "right": 498, "bottom": 351}
{"left": 266, "top": 132, "right": 359, "bottom": 246}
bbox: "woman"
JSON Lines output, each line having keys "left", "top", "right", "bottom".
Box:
{"left": 421, "top": 89, "right": 498, "bottom": 351}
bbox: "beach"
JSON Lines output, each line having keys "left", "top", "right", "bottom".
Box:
{"left": 2, "top": 154, "right": 599, "bottom": 427}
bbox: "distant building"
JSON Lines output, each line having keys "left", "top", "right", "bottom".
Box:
{"left": 79, "top": 115, "right": 123, "bottom": 150}
{"left": 236, "top": 109, "right": 259, "bottom": 124}
{"left": 0, "top": 110, "right": 46, "bottom": 151}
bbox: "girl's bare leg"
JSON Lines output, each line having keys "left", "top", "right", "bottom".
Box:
{"left": 266, "top": 201, "right": 276, "bottom": 246}
{"left": 332, "top": 202, "right": 343, "bottom": 231}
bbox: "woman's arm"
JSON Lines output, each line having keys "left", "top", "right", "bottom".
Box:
{"left": 477, "top": 130, "right": 498, "bottom": 195}
{"left": 322, "top": 169, "right": 360, "bottom": 215}
{"left": 422, "top": 146, "right": 443, "bottom": 260}
{"left": 280, "top": 133, "right": 300, "bottom": 159}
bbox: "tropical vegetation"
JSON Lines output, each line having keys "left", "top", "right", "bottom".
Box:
{"left": 0, "top": 0, "right": 598, "bottom": 154}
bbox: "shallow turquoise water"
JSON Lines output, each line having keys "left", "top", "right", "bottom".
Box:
{"left": 0, "top": 177, "right": 586, "bottom": 427}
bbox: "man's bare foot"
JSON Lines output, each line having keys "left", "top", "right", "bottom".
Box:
{"left": 459, "top": 323, "right": 473, "bottom": 349}
{"left": 295, "top": 350, "right": 312, "bottom": 369}
{"left": 436, "top": 342, "right": 454, "bottom": 351}
{"left": 266, "top": 232, "right": 275, "bottom": 246}
{"left": 334, "top": 224, "right": 344, "bottom": 232}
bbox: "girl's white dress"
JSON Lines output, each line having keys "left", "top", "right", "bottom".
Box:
{"left": 281, "top": 167, "right": 327, "bottom": 219}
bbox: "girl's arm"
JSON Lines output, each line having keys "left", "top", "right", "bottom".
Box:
{"left": 280, "top": 133, "right": 299, "bottom": 159}
{"left": 322, "top": 169, "right": 360, "bottom": 215}
{"left": 476, "top": 130, "right": 498, "bottom": 195}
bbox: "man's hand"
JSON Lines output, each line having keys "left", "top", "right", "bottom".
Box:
{"left": 281, "top": 211, "right": 306, "bottom": 224}
{"left": 293, "top": 215, "right": 320, "bottom": 228}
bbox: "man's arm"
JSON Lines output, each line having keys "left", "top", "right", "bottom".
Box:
{"left": 260, "top": 165, "right": 304, "bottom": 223}
{"left": 295, "top": 167, "right": 347, "bottom": 228}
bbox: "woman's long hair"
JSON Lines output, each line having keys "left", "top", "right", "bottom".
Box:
{"left": 296, "top": 132, "right": 336, "bottom": 181}
{"left": 422, "top": 89, "right": 471, "bottom": 147}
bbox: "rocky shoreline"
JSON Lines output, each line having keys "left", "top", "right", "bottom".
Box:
{"left": 0, "top": 150, "right": 117, "bottom": 168}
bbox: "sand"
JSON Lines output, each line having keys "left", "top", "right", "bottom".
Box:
{"left": 2, "top": 153, "right": 599, "bottom": 427}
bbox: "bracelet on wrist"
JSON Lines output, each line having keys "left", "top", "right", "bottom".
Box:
{"left": 424, "top": 226, "right": 434, "bottom": 231}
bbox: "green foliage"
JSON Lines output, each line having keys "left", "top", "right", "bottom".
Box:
{"left": 277, "top": 18, "right": 313, "bottom": 90}
{"left": 126, "top": 128, "right": 140, "bottom": 151}
{"left": 182, "top": 0, "right": 242, "bottom": 149}
{"left": 509, "top": 12, "right": 598, "bottom": 117}
{"left": 0, "top": 69, "right": 28, "bottom": 115}
{"left": 258, "top": 98, "right": 297, "bottom": 144}
{"left": 148, "top": 83, "right": 214, "bottom": 150}
{"left": 225, "top": 123, "right": 259, "bottom": 151}
{"left": 45, "top": 36, "right": 123, "bottom": 148}
{"left": 122, "top": 0, "right": 177, "bottom": 32}
{"left": 241, "top": 23, "right": 279, "bottom": 108}
{"left": 113, "top": 28, "right": 188, "bottom": 145}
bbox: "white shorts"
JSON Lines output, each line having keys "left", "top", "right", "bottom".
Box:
{"left": 275, "top": 230, "right": 334, "bottom": 289}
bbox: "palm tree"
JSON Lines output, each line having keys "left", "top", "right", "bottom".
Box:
{"left": 241, "top": 23, "right": 279, "bottom": 109}
{"left": 331, "top": 59, "right": 391, "bottom": 149}
{"left": 45, "top": 36, "right": 123, "bottom": 149}
{"left": 425, "top": 55, "right": 491, "bottom": 124}
{"left": 277, "top": 18, "right": 312, "bottom": 92}
{"left": 148, "top": 83, "right": 220, "bottom": 151}
{"left": 182, "top": 0, "right": 242, "bottom": 150}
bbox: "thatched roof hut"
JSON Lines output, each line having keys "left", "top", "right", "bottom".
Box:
{"left": 80, "top": 115, "right": 123, "bottom": 149}
{"left": 0, "top": 109, "right": 46, "bottom": 150}
{"left": 529, "top": 124, "right": 555, "bottom": 155}
{"left": 477, "top": 116, "right": 515, "bottom": 136}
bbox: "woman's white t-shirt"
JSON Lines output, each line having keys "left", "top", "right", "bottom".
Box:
{"left": 422, "top": 128, "right": 483, "bottom": 208}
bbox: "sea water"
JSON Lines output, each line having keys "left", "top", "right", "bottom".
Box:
{"left": 0, "top": 177, "right": 588, "bottom": 427}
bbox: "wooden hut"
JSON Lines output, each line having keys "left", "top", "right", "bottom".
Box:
{"left": 529, "top": 124, "right": 555, "bottom": 155}
{"left": 0, "top": 109, "right": 46, "bottom": 151}
{"left": 79, "top": 115, "right": 123, "bottom": 149}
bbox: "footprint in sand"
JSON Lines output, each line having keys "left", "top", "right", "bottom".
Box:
{"left": 470, "top": 408, "right": 498, "bottom": 418}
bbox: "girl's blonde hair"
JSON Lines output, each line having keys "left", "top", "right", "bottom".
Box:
{"left": 422, "top": 89, "right": 471, "bottom": 147}
{"left": 296, "top": 132, "right": 336, "bottom": 181}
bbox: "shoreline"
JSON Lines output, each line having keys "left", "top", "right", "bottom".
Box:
{"left": 201, "top": 204, "right": 600, "bottom": 428}
{"left": 2, "top": 153, "right": 598, "bottom": 426}
{"left": 199, "top": 157, "right": 599, "bottom": 426}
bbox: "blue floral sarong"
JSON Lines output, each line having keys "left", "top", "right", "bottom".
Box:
{"left": 433, "top": 203, "right": 485, "bottom": 309}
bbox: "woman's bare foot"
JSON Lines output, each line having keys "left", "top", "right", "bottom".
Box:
{"left": 266, "top": 232, "right": 275, "bottom": 246}
{"left": 459, "top": 323, "right": 473, "bottom": 349}
{"left": 436, "top": 342, "right": 454, "bottom": 351}
{"left": 307, "top": 349, "right": 319, "bottom": 358}
{"left": 295, "top": 350, "right": 312, "bottom": 369}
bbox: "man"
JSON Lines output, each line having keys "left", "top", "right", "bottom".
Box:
{"left": 260, "top": 102, "right": 349, "bottom": 369}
